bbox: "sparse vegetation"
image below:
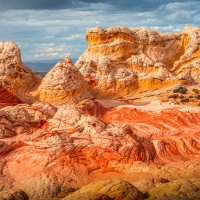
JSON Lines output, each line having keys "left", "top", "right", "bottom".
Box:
{"left": 189, "top": 98, "right": 194, "bottom": 102}
{"left": 168, "top": 94, "right": 179, "bottom": 99}
{"left": 179, "top": 95, "right": 184, "bottom": 99}
{"left": 192, "top": 88, "right": 199, "bottom": 94}
{"left": 173, "top": 89, "right": 179, "bottom": 93}
{"left": 173, "top": 86, "right": 188, "bottom": 94}
{"left": 180, "top": 98, "right": 189, "bottom": 103}
{"left": 169, "top": 86, "right": 200, "bottom": 104}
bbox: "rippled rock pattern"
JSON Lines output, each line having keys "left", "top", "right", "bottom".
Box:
{"left": 0, "top": 41, "right": 42, "bottom": 103}
{"left": 1, "top": 25, "right": 200, "bottom": 200}
{"left": 1, "top": 100, "right": 200, "bottom": 199}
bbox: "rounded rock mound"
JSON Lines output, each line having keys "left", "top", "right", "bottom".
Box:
{"left": 0, "top": 41, "right": 42, "bottom": 103}
{"left": 38, "top": 56, "right": 92, "bottom": 105}
{"left": 63, "top": 180, "right": 144, "bottom": 200}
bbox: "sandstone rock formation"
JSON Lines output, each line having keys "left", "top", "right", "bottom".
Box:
{"left": 0, "top": 41, "right": 42, "bottom": 103}
{"left": 0, "top": 189, "right": 29, "bottom": 200}
{"left": 1, "top": 99, "right": 200, "bottom": 199}
{"left": 75, "top": 25, "right": 200, "bottom": 98}
{"left": 147, "top": 178, "right": 200, "bottom": 200}
{"left": 63, "top": 180, "right": 144, "bottom": 200}
{"left": 1, "top": 25, "right": 200, "bottom": 200}
{"left": 38, "top": 56, "right": 92, "bottom": 105}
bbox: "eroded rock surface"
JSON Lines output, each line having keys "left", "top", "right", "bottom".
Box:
{"left": 1, "top": 26, "right": 200, "bottom": 200}
{"left": 147, "top": 178, "right": 200, "bottom": 200}
{"left": 38, "top": 56, "right": 92, "bottom": 105}
{"left": 0, "top": 189, "right": 29, "bottom": 200}
{"left": 63, "top": 180, "right": 144, "bottom": 200}
{"left": 76, "top": 25, "right": 200, "bottom": 98}
{"left": 1, "top": 100, "right": 200, "bottom": 199}
{"left": 0, "top": 41, "right": 42, "bottom": 103}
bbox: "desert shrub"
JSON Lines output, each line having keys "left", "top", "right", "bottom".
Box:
{"left": 192, "top": 88, "right": 199, "bottom": 94}
{"left": 179, "top": 87, "right": 188, "bottom": 94}
{"left": 173, "top": 89, "right": 179, "bottom": 93}
{"left": 196, "top": 95, "right": 200, "bottom": 100}
{"left": 179, "top": 95, "right": 184, "bottom": 99}
{"left": 173, "top": 86, "right": 188, "bottom": 94}
{"left": 168, "top": 94, "right": 178, "bottom": 99}
{"left": 198, "top": 103, "right": 200, "bottom": 106}
{"left": 189, "top": 96, "right": 194, "bottom": 98}
{"left": 180, "top": 98, "right": 189, "bottom": 103}
{"left": 189, "top": 98, "right": 194, "bottom": 102}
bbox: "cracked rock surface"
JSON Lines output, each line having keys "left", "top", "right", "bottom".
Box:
{"left": 1, "top": 25, "right": 200, "bottom": 200}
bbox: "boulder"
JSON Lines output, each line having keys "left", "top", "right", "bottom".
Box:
{"left": 0, "top": 189, "right": 29, "bottom": 200}
{"left": 62, "top": 180, "right": 144, "bottom": 200}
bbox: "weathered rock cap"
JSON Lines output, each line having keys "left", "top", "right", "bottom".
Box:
{"left": 0, "top": 41, "right": 23, "bottom": 69}
{"left": 38, "top": 56, "right": 92, "bottom": 105}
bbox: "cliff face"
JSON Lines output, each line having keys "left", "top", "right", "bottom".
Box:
{"left": 75, "top": 25, "right": 200, "bottom": 98}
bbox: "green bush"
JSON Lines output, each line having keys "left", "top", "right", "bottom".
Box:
{"left": 189, "top": 98, "right": 194, "bottom": 102}
{"left": 173, "top": 89, "right": 179, "bottom": 93}
{"left": 168, "top": 94, "right": 179, "bottom": 99}
{"left": 179, "top": 87, "right": 188, "bottom": 94}
{"left": 173, "top": 86, "right": 188, "bottom": 94}
{"left": 180, "top": 98, "right": 189, "bottom": 103}
{"left": 192, "top": 88, "right": 199, "bottom": 94}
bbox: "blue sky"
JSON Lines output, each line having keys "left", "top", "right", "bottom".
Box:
{"left": 0, "top": 0, "right": 199, "bottom": 61}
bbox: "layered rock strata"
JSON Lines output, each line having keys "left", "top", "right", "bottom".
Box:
{"left": 1, "top": 100, "right": 200, "bottom": 199}
{"left": 76, "top": 25, "right": 200, "bottom": 98}
{"left": 0, "top": 41, "right": 42, "bottom": 103}
{"left": 38, "top": 56, "right": 92, "bottom": 105}
{"left": 1, "top": 25, "right": 200, "bottom": 200}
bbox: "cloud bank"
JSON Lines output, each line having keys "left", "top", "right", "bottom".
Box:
{"left": 0, "top": 0, "right": 199, "bottom": 61}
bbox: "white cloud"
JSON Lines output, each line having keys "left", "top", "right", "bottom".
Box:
{"left": 0, "top": 1, "right": 200, "bottom": 61}
{"left": 34, "top": 52, "right": 58, "bottom": 58}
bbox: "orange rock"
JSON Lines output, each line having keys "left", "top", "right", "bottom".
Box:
{"left": 38, "top": 56, "right": 92, "bottom": 105}
{"left": 76, "top": 25, "right": 200, "bottom": 98}
{"left": 0, "top": 41, "right": 42, "bottom": 103}
{"left": 1, "top": 26, "right": 200, "bottom": 200}
{"left": 1, "top": 101, "right": 200, "bottom": 199}
{"left": 0, "top": 83, "right": 21, "bottom": 103}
